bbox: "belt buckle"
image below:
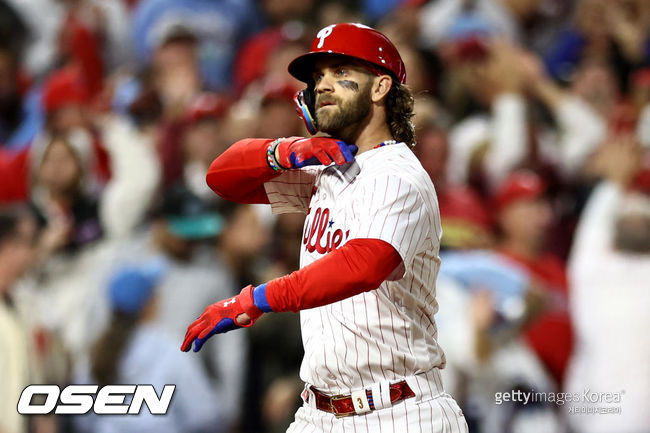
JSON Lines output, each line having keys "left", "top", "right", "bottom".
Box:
{"left": 330, "top": 394, "right": 354, "bottom": 418}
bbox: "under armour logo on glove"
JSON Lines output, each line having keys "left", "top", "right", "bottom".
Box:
{"left": 223, "top": 298, "right": 236, "bottom": 307}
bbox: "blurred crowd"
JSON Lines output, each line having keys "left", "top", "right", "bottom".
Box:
{"left": 0, "top": 0, "right": 649, "bottom": 432}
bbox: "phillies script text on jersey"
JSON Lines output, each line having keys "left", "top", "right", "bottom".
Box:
{"left": 303, "top": 206, "right": 350, "bottom": 254}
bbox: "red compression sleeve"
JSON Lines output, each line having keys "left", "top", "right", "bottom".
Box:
{"left": 264, "top": 238, "right": 403, "bottom": 312}
{"left": 206, "top": 138, "right": 281, "bottom": 203}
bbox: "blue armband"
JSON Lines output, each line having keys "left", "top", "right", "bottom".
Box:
{"left": 253, "top": 283, "right": 273, "bottom": 313}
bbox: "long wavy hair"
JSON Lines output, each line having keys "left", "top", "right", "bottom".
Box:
{"left": 385, "top": 82, "right": 416, "bottom": 147}
{"left": 90, "top": 311, "right": 138, "bottom": 386}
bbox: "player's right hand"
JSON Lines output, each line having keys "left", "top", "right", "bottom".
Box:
{"left": 275, "top": 137, "right": 357, "bottom": 169}
{"left": 181, "top": 285, "right": 262, "bottom": 353}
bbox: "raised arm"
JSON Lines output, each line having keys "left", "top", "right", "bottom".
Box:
{"left": 206, "top": 138, "right": 279, "bottom": 204}
{"left": 569, "top": 135, "right": 642, "bottom": 278}
{"left": 206, "top": 137, "right": 357, "bottom": 204}
{"left": 99, "top": 116, "right": 161, "bottom": 239}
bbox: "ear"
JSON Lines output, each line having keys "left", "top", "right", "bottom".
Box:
{"left": 371, "top": 75, "right": 393, "bottom": 103}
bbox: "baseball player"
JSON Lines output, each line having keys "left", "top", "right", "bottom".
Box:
{"left": 181, "top": 23, "right": 469, "bottom": 432}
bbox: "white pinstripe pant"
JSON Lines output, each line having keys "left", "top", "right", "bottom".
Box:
{"left": 286, "top": 393, "right": 469, "bottom": 433}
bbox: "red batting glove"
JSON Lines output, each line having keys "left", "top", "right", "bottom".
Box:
{"left": 181, "top": 285, "right": 263, "bottom": 352}
{"left": 275, "top": 137, "right": 357, "bottom": 169}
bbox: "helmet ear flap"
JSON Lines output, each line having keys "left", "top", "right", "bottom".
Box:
{"left": 293, "top": 86, "right": 318, "bottom": 135}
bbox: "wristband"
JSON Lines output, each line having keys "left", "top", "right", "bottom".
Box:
{"left": 252, "top": 283, "right": 274, "bottom": 313}
{"left": 266, "top": 138, "right": 285, "bottom": 171}
{"left": 238, "top": 285, "right": 264, "bottom": 322}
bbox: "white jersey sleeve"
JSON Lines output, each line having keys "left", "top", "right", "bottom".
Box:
{"left": 348, "top": 173, "right": 434, "bottom": 271}
{"left": 263, "top": 167, "right": 322, "bottom": 215}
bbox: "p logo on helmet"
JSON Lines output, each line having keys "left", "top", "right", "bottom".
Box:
{"left": 316, "top": 25, "right": 335, "bottom": 49}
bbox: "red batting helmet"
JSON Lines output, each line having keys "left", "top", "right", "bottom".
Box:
{"left": 288, "top": 23, "right": 406, "bottom": 84}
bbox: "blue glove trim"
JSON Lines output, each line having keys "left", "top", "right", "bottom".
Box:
{"left": 289, "top": 152, "right": 304, "bottom": 168}
{"left": 193, "top": 318, "right": 238, "bottom": 352}
{"left": 291, "top": 141, "right": 358, "bottom": 168}
{"left": 253, "top": 283, "right": 273, "bottom": 313}
{"left": 336, "top": 141, "right": 358, "bottom": 163}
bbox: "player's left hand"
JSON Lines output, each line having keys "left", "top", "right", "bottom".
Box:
{"left": 181, "top": 285, "right": 262, "bottom": 352}
{"left": 275, "top": 137, "right": 357, "bottom": 169}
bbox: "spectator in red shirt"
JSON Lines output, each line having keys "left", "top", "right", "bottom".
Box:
{"left": 493, "top": 169, "right": 574, "bottom": 386}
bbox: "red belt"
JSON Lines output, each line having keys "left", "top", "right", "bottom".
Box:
{"left": 310, "top": 381, "right": 415, "bottom": 417}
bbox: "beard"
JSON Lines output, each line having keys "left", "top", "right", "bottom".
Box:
{"left": 315, "top": 82, "right": 372, "bottom": 136}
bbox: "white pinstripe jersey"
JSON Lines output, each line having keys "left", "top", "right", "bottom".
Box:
{"left": 264, "top": 142, "right": 446, "bottom": 395}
